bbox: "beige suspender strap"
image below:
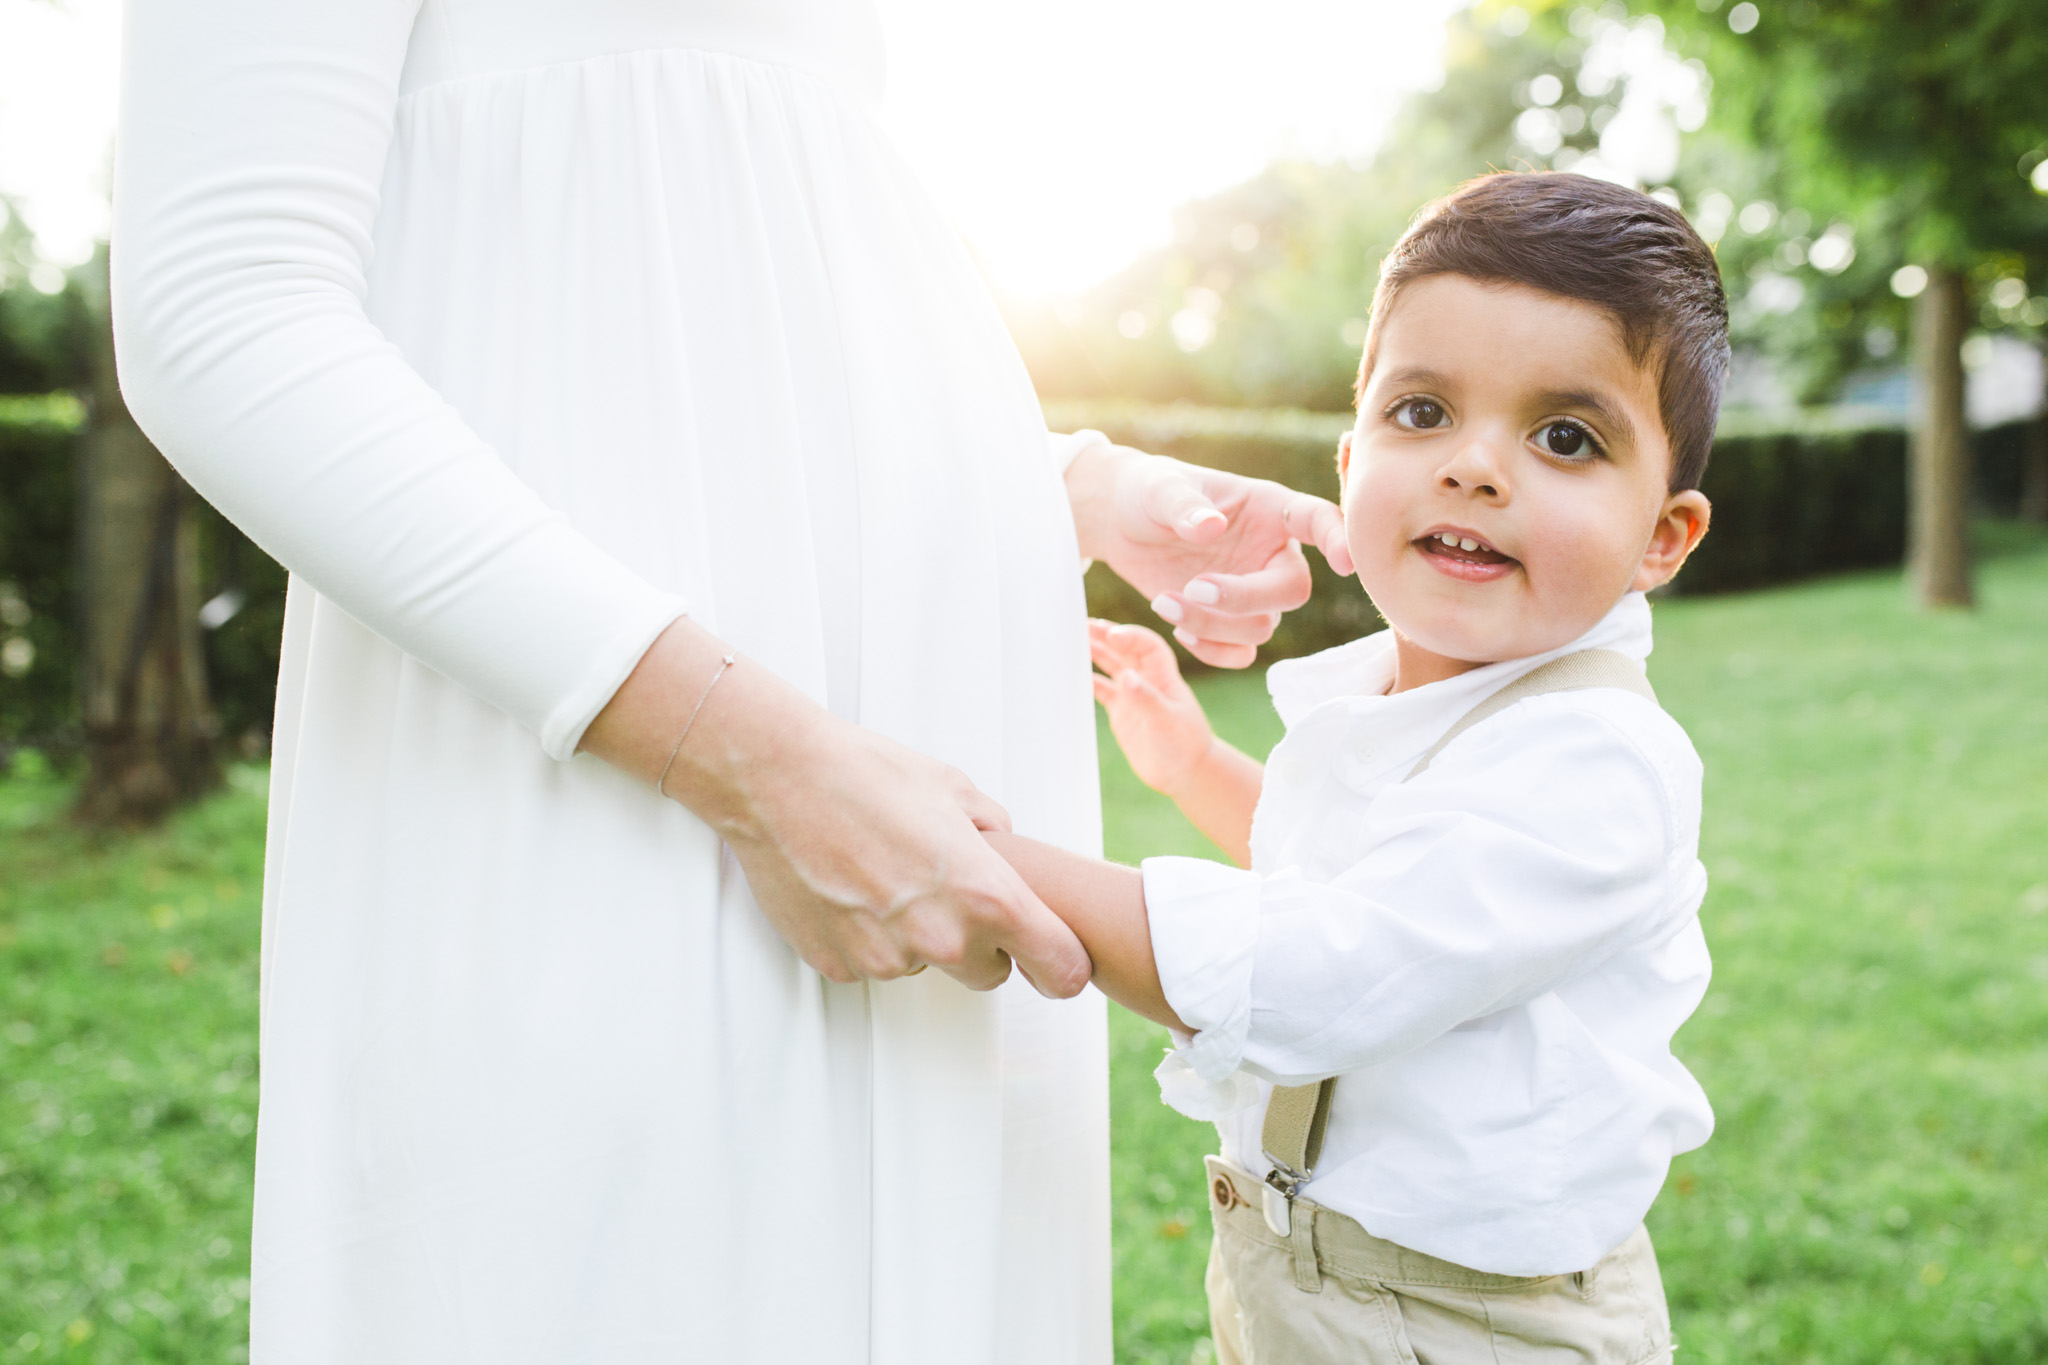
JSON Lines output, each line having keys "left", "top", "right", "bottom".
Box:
{"left": 1260, "top": 1077, "right": 1334, "bottom": 1187}
{"left": 1258, "top": 648, "right": 1659, "bottom": 1225}
{"left": 1407, "top": 648, "right": 1656, "bottom": 779}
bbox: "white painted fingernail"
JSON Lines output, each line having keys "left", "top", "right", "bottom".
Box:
{"left": 1150, "top": 594, "right": 1184, "bottom": 624}
{"left": 1185, "top": 508, "right": 1226, "bottom": 530}
{"left": 1183, "top": 580, "right": 1221, "bottom": 605}
{"left": 1173, "top": 628, "right": 1199, "bottom": 651}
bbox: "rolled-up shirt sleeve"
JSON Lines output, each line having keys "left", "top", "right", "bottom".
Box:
{"left": 112, "top": 0, "right": 687, "bottom": 759}
{"left": 1144, "top": 705, "right": 1688, "bottom": 1107}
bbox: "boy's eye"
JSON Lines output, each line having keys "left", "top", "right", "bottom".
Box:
{"left": 1393, "top": 398, "right": 1447, "bottom": 430}
{"left": 1537, "top": 421, "right": 1597, "bottom": 459}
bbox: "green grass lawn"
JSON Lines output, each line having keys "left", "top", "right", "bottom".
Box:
{"left": 0, "top": 763, "right": 263, "bottom": 1363}
{"left": 5, "top": 530, "right": 2048, "bottom": 1363}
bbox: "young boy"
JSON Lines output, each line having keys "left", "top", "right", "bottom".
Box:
{"left": 988, "top": 172, "right": 1726, "bottom": 1363}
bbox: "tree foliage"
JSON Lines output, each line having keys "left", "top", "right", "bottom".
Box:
{"left": 1629, "top": 0, "right": 2048, "bottom": 405}
{"left": 1646, "top": 0, "right": 2048, "bottom": 269}
{"left": 0, "top": 197, "right": 89, "bottom": 395}
{"left": 1633, "top": 0, "right": 2048, "bottom": 603}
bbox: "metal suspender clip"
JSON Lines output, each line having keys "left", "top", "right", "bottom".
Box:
{"left": 1259, "top": 1075, "right": 1333, "bottom": 1239}
{"left": 1260, "top": 1162, "right": 1305, "bottom": 1237}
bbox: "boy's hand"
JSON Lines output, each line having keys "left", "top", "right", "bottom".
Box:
{"left": 1090, "top": 619, "right": 1215, "bottom": 798}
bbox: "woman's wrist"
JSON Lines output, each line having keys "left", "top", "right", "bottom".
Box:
{"left": 1062, "top": 438, "right": 1138, "bottom": 563}
{"left": 579, "top": 617, "right": 833, "bottom": 836}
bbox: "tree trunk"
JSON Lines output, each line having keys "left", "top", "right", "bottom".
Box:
{"left": 73, "top": 249, "right": 219, "bottom": 824}
{"left": 2023, "top": 343, "right": 2048, "bottom": 523}
{"left": 1906, "top": 263, "right": 1973, "bottom": 608}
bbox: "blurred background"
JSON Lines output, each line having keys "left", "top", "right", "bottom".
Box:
{"left": 2, "top": 1, "right": 2045, "bottom": 1362}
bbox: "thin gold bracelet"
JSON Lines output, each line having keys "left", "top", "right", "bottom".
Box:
{"left": 655, "top": 652, "right": 737, "bottom": 799}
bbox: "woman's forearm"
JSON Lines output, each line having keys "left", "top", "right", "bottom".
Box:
{"left": 579, "top": 616, "right": 808, "bottom": 823}
{"left": 1164, "top": 740, "right": 1265, "bottom": 870}
{"left": 982, "top": 832, "right": 1188, "bottom": 1032}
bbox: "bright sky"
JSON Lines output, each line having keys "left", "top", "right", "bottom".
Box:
{"left": 0, "top": 0, "right": 120, "bottom": 271}
{"left": 0, "top": 0, "right": 1466, "bottom": 295}
{"left": 873, "top": 0, "right": 1468, "bottom": 295}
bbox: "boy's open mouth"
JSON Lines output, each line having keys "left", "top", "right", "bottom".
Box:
{"left": 1415, "top": 528, "right": 1519, "bottom": 580}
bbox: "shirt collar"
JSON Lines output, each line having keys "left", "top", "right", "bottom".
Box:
{"left": 1265, "top": 592, "right": 1656, "bottom": 727}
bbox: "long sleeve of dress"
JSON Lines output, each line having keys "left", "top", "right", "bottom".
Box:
{"left": 1144, "top": 703, "right": 1703, "bottom": 1102}
{"left": 1046, "top": 429, "right": 1109, "bottom": 475}
{"left": 112, "top": 0, "right": 686, "bottom": 759}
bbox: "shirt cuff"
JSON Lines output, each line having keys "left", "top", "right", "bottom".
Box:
{"left": 1153, "top": 1048, "right": 1263, "bottom": 1122}
{"left": 1046, "top": 428, "right": 1111, "bottom": 476}
{"left": 1143, "top": 855, "right": 1266, "bottom": 1117}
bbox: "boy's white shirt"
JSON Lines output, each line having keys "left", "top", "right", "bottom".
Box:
{"left": 1143, "top": 591, "right": 1714, "bottom": 1277}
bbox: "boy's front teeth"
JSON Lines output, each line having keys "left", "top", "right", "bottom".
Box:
{"left": 1440, "top": 533, "right": 1482, "bottom": 552}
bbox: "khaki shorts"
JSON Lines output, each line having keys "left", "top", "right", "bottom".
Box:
{"left": 1202, "top": 1157, "right": 1673, "bottom": 1365}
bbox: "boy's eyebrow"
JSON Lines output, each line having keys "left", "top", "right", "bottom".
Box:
{"left": 1373, "top": 366, "right": 1458, "bottom": 396}
{"left": 1533, "top": 389, "right": 1638, "bottom": 447}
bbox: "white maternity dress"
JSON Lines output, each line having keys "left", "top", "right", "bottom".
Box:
{"left": 111, "top": 2, "right": 1109, "bottom": 1361}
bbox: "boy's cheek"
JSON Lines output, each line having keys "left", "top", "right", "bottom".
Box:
{"left": 1341, "top": 498, "right": 1407, "bottom": 598}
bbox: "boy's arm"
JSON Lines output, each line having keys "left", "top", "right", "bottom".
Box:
{"left": 1090, "top": 620, "right": 1263, "bottom": 867}
{"left": 982, "top": 831, "right": 1189, "bottom": 1033}
{"left": 1161, "top": 741, "right": 1265, "bottom": 869}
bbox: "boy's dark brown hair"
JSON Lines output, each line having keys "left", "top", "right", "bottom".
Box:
{"left": 1356, "top": 172, "right": 1730, "bottom": 492}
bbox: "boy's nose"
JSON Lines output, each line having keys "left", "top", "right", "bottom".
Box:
{"left": 1436, "top": 436, "right": 1511, "bottom": 500}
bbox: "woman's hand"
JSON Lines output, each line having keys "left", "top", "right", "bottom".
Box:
{"left": 1065, "top": 439, "right": 1353, "bottom": 668}
{"left": 582, "top": 619, "right": 1093, "bottom": 997}
{"left": 1090, "top": 620, "right": 1214, "bottom": 800}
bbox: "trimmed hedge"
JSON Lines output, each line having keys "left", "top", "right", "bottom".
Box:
{"left": 0, "top": 399, "right": 2035, "bottom": 747}
{"left": 1047, "top": 400, "right": 2037, "bottom": 667}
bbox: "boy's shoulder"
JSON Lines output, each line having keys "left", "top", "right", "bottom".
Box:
{"left": 1455, "top": 683, "right": 1701, "bottom": 787}
{"left": 1429, "top": 686, "right": 1704, "bottom": 852}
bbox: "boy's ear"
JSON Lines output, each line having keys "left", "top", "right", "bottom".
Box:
{"left": 1336, "top": 429, "right": 1353, "bottom": 484}
{"left": 1633, "top": 490, "right": 1711, "bottom": 593}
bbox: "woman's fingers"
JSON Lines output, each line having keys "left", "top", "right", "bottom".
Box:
{"left": 1144, "top": 541, "right": 1304, "bottom": 660}
{"left": 1280, "top": 489, "right": 1354, "bottom": 575}
{"left": 990, "top": 879, "right": 1092, "bottom": 999}
{"left": 1178, "top": 541, "right": 1312, "bottom": 626}
{"left": 682, "top": 673, "right": 1085, "bottom": 997}
{"left": 1135, "top": 459, "right": 1230, "bottom": 543}
{"left": 1172, "top": 632, "right": 1258, "bottom": 670}
{"left": 950, "top": 771, "right": 1014, "bottom": 833}
{"left": 903, "top": 837, "right": 1086, "bottom": 997}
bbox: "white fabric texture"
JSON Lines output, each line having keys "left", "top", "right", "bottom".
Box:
{"left": 113, "top": 2, "right": 1109, "bottom": 1361}
{"left": 1144, "top": 594, "right": 1714, "bottom": 1277}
